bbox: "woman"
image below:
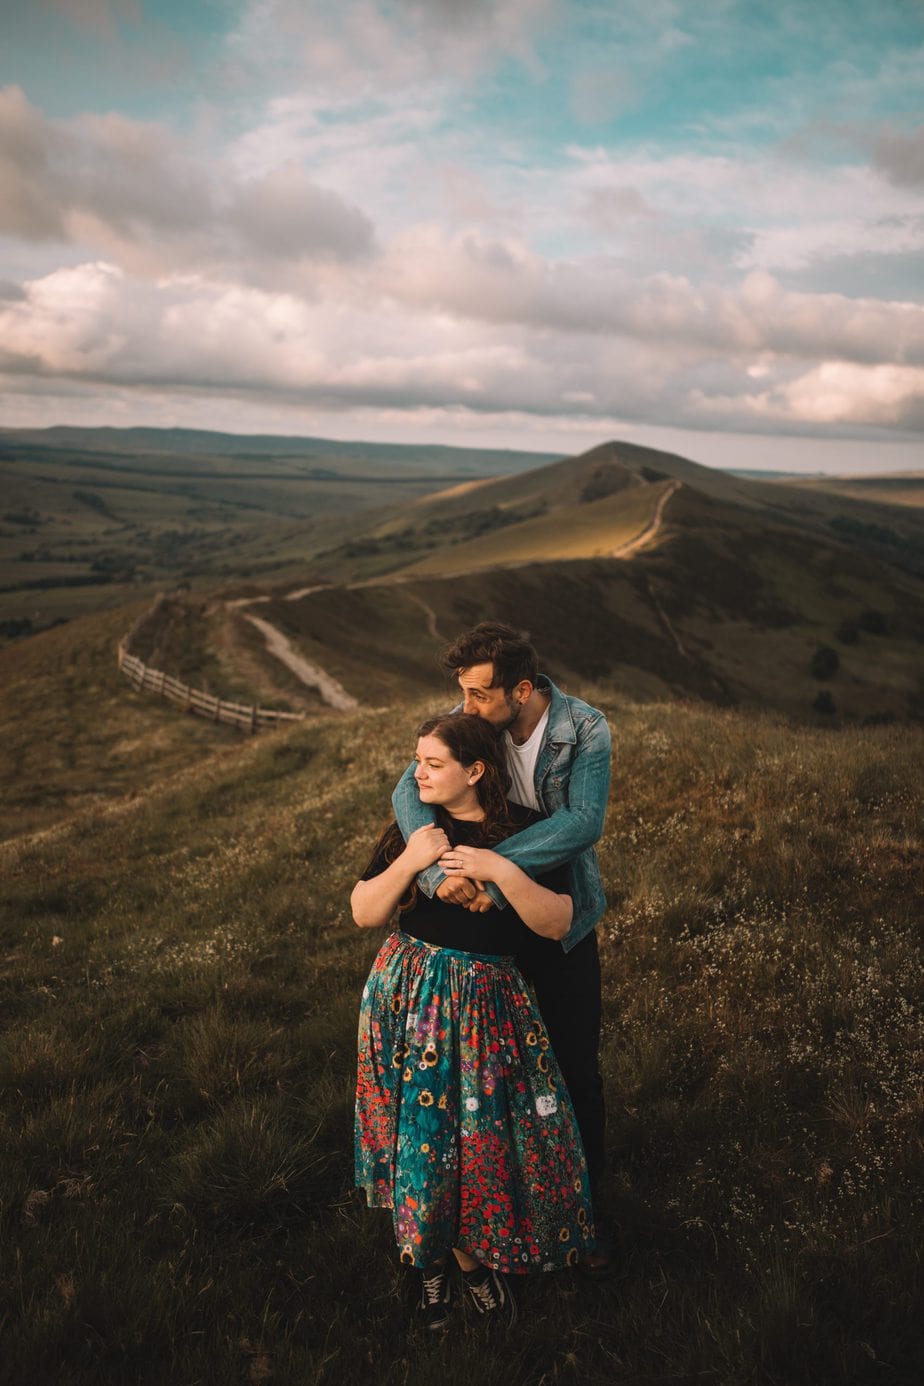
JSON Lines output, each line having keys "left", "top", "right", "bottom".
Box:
{"left": 353, "top": 713, "right": 595, "bottom": 1330}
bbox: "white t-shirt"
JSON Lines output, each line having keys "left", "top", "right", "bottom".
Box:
{"left": 503, "top": 705, "right": 550, "bottom": 810}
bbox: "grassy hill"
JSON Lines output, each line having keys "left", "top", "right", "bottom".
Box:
{"left": 7, "top": 429, "right": 922, "bottom": 728}
{"left": 2, "top": 427, "right": 922, "bottom": 1379}
{"left": 1, "top": 691, "right": 920, "bottom": 1384}
{"left": 788, "top": 473, "right": 924, "bottom": 510}
{"left": 225, "top": 442, "right": 924, "bottom": 725}
{"left": 0, "top": 604, "right": 254, "bottom": 843}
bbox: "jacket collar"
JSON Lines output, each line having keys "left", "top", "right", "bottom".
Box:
{"left": 536, "top": 674, "right": 576, "bottom": 745}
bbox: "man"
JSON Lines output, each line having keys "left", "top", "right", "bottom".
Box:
{"left": 392, "top": 621, "right": 612, "bottom": 1266}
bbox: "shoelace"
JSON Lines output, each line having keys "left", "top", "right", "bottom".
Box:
{"left": 421, "top": 1271, "right": 446, "bottom": 1304}
{"left": 468, "top": 1276, "right": 499, "bottom": 1311}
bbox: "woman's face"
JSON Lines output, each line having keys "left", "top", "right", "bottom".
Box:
{"left": 413, "top": 733, "right": 481, "bottom": 813}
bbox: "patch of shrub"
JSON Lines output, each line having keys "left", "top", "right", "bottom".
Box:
{"left": 830, "top": 514, "right": 899, "bottom": 547}
{"left": 812, "top": 691, "right": 836, "bottom": 715}
{"left": 858, "top": 608, "right": 887, "bottom": 635}
{"left": 580, "top": 464, "right": 632, "bottom": 503}
{"left": 810, "top": 645, "right": 839, "bottom": 680}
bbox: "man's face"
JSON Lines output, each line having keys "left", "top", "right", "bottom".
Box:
{"left": 458, "top": 662, "right": 524, "bottom": 732}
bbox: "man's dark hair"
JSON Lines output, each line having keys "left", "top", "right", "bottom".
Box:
{"left": 440, "top": 621, "right": 539, "bottom": 692}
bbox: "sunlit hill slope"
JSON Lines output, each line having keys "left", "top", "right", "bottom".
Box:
{"left": 234, "top": 442, "right": 924, "bottom": 724}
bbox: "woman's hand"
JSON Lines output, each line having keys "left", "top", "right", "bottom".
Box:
{"left": 438, "top": 844, "right": 503, "bottom": 883}
{"left": 439, "top": 845, "right": 572, "bottom": 938}
{"left": 401, "top": 823, "right": 451, "bottom": 873}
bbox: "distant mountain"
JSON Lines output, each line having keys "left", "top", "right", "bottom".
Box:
{"left": 0, "top": 425, "right": 560, "bottom": 477}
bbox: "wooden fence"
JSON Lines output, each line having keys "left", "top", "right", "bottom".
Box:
{"left": 117, "top": 643, "right": 304, "bottom": 734}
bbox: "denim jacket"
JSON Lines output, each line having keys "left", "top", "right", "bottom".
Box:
{"left": 391, "top": 676, "right": 611, "bottom": 952}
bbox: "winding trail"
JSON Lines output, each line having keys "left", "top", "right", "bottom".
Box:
{"left": 242, "top": 614, "right": 358, "bottom": 711}
{"left": 403, "top": 591, "right": 446, "bottom": 642}
{"left": 611, "top": 480, "right": 681, "bottom": 558}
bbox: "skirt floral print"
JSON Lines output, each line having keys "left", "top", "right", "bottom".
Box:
{"left": 355, "top": 930, "right": 595, "bottom": 1273}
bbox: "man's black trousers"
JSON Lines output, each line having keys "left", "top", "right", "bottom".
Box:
{"left": 515, "top": 927, "right": 606, "bottom": 1197}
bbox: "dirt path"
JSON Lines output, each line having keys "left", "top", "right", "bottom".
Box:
{"left": 229, "top": 581, "right": 440, "bottom": 704}
{"left": 403, "top": 591, "right": 445, "bottom": 642}
{"left": 611, "top": 480, "right": 681, "bottom": 558}
{"left": 242, "top": 614, "right": 359, "bottom": 711}
{"left": 226, "top": 584, "right": 327, "bottom": 610}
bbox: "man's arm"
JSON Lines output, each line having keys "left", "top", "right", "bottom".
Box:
{"left": 392, "top": 709, "right": 611, "bottom": 908}
{"left": 491, "top": 713, "right": 612, "bottom": 874}
{"left": 392, "top": 759, "right": 445, "bottom": 899}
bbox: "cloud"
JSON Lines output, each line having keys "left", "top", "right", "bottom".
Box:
{"left": 872, "top": 124, "right": 924, "bottom": 188}
{"left": 570, "top": 68, "right": 638, "bottom": 126}
{"left": 0, "top": 85, "right": 375, "bottom": 271}
{"left": 30, "top": 0, "right": 141, "bottom": 37}
{"left": 222, "top": 0, "right": 554, "bottom": 98}
{"left": 581, "top": 184, "right": 656, "bottom": 231}
{"left": 695, "top": 362, "right": 924, "bottom": 432}
{"left": 3, "top": 5, "right": 922, "bottom": 453}
{"left": 0, "top": 86, "right": 69, "bottom": 239}
{"left": 3, "top": 255, "right": 922, "bottom": 439}
{"left": 0, "top": 262, "right": 130, "bottom": 374}
{"left": 376, "top": 227, "right": 924, "bottom": 368}
{"left": 229, "top": 163, "right": 374, "bottom": 260}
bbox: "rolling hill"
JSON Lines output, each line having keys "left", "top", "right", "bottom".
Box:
{"left": 225, "top": 441, "right": 924, "bottom": 724}
{"left": 4, "top": 433, "right": 922, "bottom": 728}
{"left": 0, "top": 427, "right": 559, "bottom": 630}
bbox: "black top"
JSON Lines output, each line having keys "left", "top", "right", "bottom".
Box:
{"left": 362, "top": 808, "right": 571, "bottom": 956}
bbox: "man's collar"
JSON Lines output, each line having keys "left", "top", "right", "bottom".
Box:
{"left": 536, "top": 674, "right": 577, "bottom": 744}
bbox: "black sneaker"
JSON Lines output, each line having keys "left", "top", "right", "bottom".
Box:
{"left": 416, "top": 1264, "right": 452, "bottom": 1331}
{"left": 462, "top": 1267, "right": 517, "bottom": 1326}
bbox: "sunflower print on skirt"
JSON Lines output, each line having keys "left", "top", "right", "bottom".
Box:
{"left": 355, "top": 930, "right": 595, "bottom": 1273}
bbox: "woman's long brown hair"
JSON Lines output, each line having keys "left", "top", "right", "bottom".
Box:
{"left": 366, "top": 713, "right": 517, "bottom": 911}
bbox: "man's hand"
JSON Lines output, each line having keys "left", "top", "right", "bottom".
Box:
{"left": 436, "top": 874, "right": 488, "bottom": 906}
{"left": 465, "top": 890, "right": 494, "bottom": 913}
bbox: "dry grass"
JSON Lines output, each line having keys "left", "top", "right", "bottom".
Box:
{"left": 0, "top": 605, "right": 242, "bottom": 842}
{"left": 1, "top": 689, "right": 921, "bottom": 1384}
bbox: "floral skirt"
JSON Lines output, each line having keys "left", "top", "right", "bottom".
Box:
{"left": 355, "top": 930, "right": 595, "bottom": 1273}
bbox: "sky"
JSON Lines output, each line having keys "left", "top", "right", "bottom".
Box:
{"left": 0, "top": 0, "right": 922, "bottom": 473}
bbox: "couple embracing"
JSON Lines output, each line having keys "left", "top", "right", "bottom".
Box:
{"left": 352, "top": 621, "right": 612, "bottom": 1328}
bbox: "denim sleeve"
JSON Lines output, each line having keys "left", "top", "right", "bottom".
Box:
{"left": 491, "top": 713, "right": 612, "bottom": 875}
{"left": 391, "top": 759, "right": 445, "bottom": 899}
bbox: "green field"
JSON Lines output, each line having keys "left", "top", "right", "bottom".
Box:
{"left": 1, "top": 686, "right": 921, "bottom": 1384}
{"left": 0, "top": 430, "right": 559, "bottom": 630}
